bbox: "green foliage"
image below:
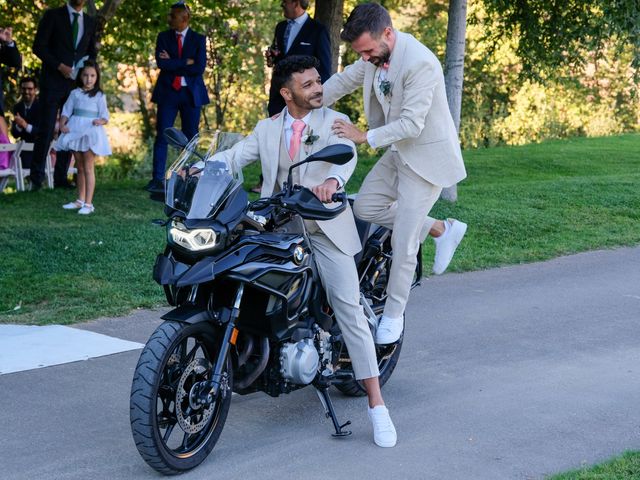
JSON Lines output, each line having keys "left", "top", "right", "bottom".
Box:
{"left": 1, "top": 0, "right": 638, "bottom": 156}
{"left": 482, "top": 0, "right": 640, "bottom": 74}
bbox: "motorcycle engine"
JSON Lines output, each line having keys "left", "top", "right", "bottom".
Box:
{"left": 279, "top": 338, "right": 319, "bottom": 385}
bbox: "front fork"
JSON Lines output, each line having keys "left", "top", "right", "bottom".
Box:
{"left": 197, "top": 283, "right": 244, "bottom": 405}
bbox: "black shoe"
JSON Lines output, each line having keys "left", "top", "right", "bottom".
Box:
{"left": 144, "top": 179, "right": 164, "bottom": 193}
{"left": 55, "top": 181, "right": 76, "bottom": 190}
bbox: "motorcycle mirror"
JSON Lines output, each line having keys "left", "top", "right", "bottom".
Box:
{"left": 286, "top": 144, "right": 354, "bottom": 193}
{"left": 164, "top": 127, "right": 189, "bottom": 149}
{"left": 304, "top": 144, "right": 354, "bottom": 165}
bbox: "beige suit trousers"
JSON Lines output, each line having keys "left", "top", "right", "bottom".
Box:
{"left": 354, "top": 150, "right": 442, "bottom": 319}
{"left": 310, "top": 231, "right": 379, "bottom": 380}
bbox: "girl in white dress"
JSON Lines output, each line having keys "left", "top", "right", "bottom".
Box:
{"left": 57, "top": 60, "right": 112, "bottom": 215}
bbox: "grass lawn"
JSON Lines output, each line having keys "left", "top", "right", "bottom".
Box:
{"left": 1, "top": 133, "right": 639, "bottom": 325}
{"left": 548, "top": 451, "right": 640, "bottom": 479}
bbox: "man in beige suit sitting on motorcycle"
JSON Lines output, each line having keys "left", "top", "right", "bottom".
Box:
{"left": 212, "top": 55, "right": 396, "bottom": 448}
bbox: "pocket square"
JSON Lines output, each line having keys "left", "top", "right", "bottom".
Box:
{"left": 300, "top": 42, "right": 311, "bottom": 46}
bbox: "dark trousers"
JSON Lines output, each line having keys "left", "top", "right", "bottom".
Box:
{"left": 30, "top": 87, "right": 72, "bottom": 187}
{"left": 152, "top": 88, "right": 201, "bottom": 181}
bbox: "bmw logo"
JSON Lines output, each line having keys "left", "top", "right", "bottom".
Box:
{"left": 293, "top": 245, "right": 305, "bottom": 265}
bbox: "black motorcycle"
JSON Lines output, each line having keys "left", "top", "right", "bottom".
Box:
{"left": 129, "top": 129, "right": 421, "bottom": 474}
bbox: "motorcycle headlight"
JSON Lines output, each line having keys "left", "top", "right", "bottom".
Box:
{"left": 169, "top": 221, "right": 219, "bottom": 252}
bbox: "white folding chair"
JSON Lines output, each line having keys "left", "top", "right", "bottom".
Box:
{"left": 0, "top": 141, "right": 26, "bottom": 192}
{"left": 17, "top": 140, "right": 61, "bottom": 190}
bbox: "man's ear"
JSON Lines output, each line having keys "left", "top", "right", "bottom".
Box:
{"left": 280, "top": 86, "right": 292, "bottom": 102}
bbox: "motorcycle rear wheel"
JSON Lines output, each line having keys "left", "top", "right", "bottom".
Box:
{"left": 130, "top": 320, "right": 232, "bottom": 475}
{"left": 334, "top": 304, "right": 403, "bottom": 397}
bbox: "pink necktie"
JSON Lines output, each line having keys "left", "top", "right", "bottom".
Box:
{"left": 289, "top": 119, "right": 305, "bottom": 160}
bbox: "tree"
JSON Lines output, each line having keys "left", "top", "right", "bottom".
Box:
{"left": 314, "top": 0, "right": 345, "bottom": 73}
{"left": 441, "top": 0, "right": 468, "bottom": 202}
{"left": 482, "top": 0, "right": 640, "bottom": 75}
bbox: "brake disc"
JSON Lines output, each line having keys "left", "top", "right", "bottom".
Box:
{"left": 175, "top": 357, "right": 215, "bottom": 433}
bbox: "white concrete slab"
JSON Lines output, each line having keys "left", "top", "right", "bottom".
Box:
{"left": 0, "top": 324, "right": 144, "bottom": 374}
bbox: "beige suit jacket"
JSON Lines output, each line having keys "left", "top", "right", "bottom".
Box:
{"left": 215, "top": 106, "right": 362, "bottom": 256}
{"left": 323, "top": 31, "right": 467, "bottom": 188}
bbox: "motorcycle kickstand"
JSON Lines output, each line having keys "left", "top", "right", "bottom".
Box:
{"left": 315, "top": 386, "right": 352, "bottom": 437}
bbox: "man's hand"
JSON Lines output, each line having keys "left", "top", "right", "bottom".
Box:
{"left": 14, "top": 113, "right": 27, "bottom": 129}
{"left": 57, "top": 63, "right": 73, "bottom": 78}
{"left": 332, "top": 119, "right": 367, "bottom": 145}
{"left": 312, "top": 178, "right": 339, "bottom": 203}
{"left": 159, "top": 50, "right": 170, "bottom": 59}
{"left": 186, "top": 58, "right": 194, "bottom": 65}
{"left": 92, "top": 118, "right": 107, "bottom": 126}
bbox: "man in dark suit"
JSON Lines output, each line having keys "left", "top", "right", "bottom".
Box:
{"left": 266, "top": 0, "right": 331, "bottom": 116}
{"left": 0, "top": 26, "right": 21, "bottom": 136}
{"left": 31, "top": 0, "right": 96, "bottom": 191}
{"left": 11, "top": 76, "right": 41, "bottom": 169}
{"left": 145, "top": 1, "right": 209, "bottom": 194}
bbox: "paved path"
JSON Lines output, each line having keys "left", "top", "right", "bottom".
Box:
{"left": 1, "top": 246, "right": 639, "bottom": 479}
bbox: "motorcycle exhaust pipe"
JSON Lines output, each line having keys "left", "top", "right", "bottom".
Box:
{"left": 237, "top": 335, "right": 254, "bottom": 367}
{"left": 234, "top": 337, "right": 270, "bottom": 390}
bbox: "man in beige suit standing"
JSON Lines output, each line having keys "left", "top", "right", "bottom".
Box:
{"left": 323, "top": 3, "right": 468, "bottom": 345}
{"left": 213, "top": 55, "right": 397, "bottom": 448}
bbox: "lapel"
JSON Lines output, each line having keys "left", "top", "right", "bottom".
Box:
{"left": 264, "top": 109, "right": 286, "bottom": 191}
{"left": 382, "top": 30, "right": 407, "bottom": 116}
{"left": 363, "top": 62, "right": 375, "bottom": 120}
{"left": 299, "top": 107, "right": 323, "bottom": 180}
{"left": 292, "top": 16, "right": 312, "bottom": 47}
{"left": 182, "top": 29, "right": 194, "bottom": 55}
{"left": 58, "top": 6, "right": 75, "bottom": 51}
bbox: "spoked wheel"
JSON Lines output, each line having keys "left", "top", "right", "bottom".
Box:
{"left": 130, "top": 321, "right": 232, "bottom": 475}
{"left": 334, "top": 303, "right": 403, "bottom": 397}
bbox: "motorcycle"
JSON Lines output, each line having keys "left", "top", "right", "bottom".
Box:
{"left": 129, "top": 129, "right": 422, "bottom": 474}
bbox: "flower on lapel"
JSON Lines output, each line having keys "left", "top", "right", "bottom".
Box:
{"left": 379, "top": 79, "right": 392, "bottom": 98}
{"left": 302, "top": 127, "right": 319, "bottom": 154}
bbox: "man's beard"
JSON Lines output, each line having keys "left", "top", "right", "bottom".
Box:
{"left": 291, "top": 90, "right": 323, "bottom": 110}
{"left": 369, "top": 42, "right": 391, "bottom": 67}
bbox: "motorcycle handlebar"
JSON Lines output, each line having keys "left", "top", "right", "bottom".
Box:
{"left": 331, "top": 192, "right": 346, "bottom": 204}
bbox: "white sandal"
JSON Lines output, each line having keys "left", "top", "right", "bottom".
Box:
{"left": 63, "top": 200, "right": 84, "bottom": 210}
{"left": 78, "top": 204, "right": 95, "bottom": 215}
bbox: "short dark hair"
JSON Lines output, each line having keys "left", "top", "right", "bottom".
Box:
{"left": 76, "top": 59, "right": 103, "bottom": 98}
{"left": 340, "top": 3, "right": 392, "bottom": 43}
{"left": 171, "top": 1, "right": 190, "bottom": 12}
{"left": 272, "top": 55, "right": 320, "bottom": 90}
{"left": 20, "top": 76, "right": 37, "bottom": 88}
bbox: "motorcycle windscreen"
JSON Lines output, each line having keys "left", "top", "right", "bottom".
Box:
{"left": 165, "top": 131, "right": 245, "bottom": 219}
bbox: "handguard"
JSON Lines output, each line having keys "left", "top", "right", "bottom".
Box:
{"left": 280, "top": 186, "right": 347, "bottom": 221}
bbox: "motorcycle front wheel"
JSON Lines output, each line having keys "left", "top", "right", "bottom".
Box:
{"left": 130, "top": 320, "right": 232, "bottom": 475}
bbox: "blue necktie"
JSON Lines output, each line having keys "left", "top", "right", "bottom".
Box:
{"left": 283, "top": 20, "right": 294, "bottom": 54}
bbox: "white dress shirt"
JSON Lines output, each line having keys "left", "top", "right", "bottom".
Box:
{"left": 66, "top": 3, "right": 84, "bottom": 48}
{"left": 285, "top": 12, "right": 308, "bottom": 53}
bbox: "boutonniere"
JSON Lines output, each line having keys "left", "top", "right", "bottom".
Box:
{"left": 379, "top": 79, "right": 392, "bottom": 98}
{"left": 302, "top": 127, "right": 319, "bottom": 154}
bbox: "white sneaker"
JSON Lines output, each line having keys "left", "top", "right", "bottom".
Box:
{"left": 432, "top": 219, "right": 467, "bottom": 275}
{"left": 78, "top": 204, "right": 95, "bottom": 215}
{"left": 368, "top": 405, "right": 397, "bottom": 448}
{"left": 375, "top": 315, "right": 403, "bottom": 344}
{"left": 63, "top": 200, "right": 84, "bottom": 210}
